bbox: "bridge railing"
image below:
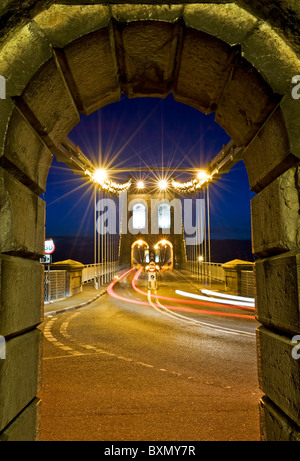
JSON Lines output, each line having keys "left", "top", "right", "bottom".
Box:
{"left": 180, "top": 261, "right": 225, "bottom": 283}
{"left": 44, "top": 270, "right": 68, "bottom": 303}
{"left": 82, "top": 262, "right": 119, "bottom": 284}
{"left": 178, "top": 261, "right": 255, "bottom": 298}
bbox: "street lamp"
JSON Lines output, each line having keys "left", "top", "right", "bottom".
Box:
{"left": 158, "top": 179, "right": 168, "bottom": 191}
{"left": 92, "top": 168, "right": 107, "bottom": 184}
{"left": 198, "top": 255, "right": 204, "bottom": 280}
{"left": 137, "top": 180, "right": 145, "bottom": 190}
{"left": 197, "top": 170, "right": 209, "bottom": 181}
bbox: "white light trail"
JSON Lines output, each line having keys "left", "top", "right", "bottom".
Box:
{"left": 201, "top": 289, "right": 255, "bottom": 304}
{"left": 175, "top": 290, "right": 255, "bottom": 308}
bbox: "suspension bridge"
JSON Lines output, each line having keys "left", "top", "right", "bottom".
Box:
{"left": 43, "top": 135, "right": 254, "bottom": 306}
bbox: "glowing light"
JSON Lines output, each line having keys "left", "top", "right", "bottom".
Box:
{"left": 158, "top": 203, "right": 171, "bottom": 229}
{"left": 197, "top": 170, "right": 209, "bottom": 181}
{"left": 92, "top": 168, "right": 107, "bottom": 184}
{"left": 158, "top": 179, "right": 168, "bottom": 190}
{"left": 137, "top": 180, "right": 145, "bottom": 189}
{"left": 201, "top": 289, "right": 255, "bottom": 304}
{"left": 132, "top": 203, "right": 146, "bottom": 230}
{"left": 132, "top": 239, "right": 147, "bottom": 248}
{"left": 156, "top": 239, "right": 172, "bottom": 248}
{"left": 175, "top": 290, "right": 255, "bottom": 308}
{"left": 198, "top": 256, "right": 203, "bottom": 262}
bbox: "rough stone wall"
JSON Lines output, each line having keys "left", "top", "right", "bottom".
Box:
{"left": 0, "top": 1, "right": 299, "bottom": 440}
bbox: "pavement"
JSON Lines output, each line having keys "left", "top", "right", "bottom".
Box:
{"left": 44, "top": 283, "right": 108, "bottom": 317}
{"left": 174, "top": 269, "right": 231, "bottom": 295}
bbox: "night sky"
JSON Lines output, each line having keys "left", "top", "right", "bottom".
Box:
{"left": 42, "top": 93, "right": 255, "bottom": 262}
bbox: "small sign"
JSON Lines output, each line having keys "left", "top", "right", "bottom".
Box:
{"left": 148, "top": 271, "right": 157, "bottom": 290}
{"left": 40, "top": 255, "right": 52, "bottom": 264}
{"left": 45, "top": 239, "right": 55, "bottom": 255}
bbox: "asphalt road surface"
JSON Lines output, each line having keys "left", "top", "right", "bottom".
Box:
{"left": 39, "top": 269, "right": 262, "bottom": 441}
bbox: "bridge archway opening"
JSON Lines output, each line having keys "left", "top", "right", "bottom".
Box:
{"left": 0, "top": 2, "right": 299, "bottom": 441}
{"left": 131, "top": 239, "right": 149, "bottom": 268}
{"left": 154, "top": 239, "right": 173, "bottom": 271}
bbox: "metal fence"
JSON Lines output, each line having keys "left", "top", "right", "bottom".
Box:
{"left": 240, "top": 270, "right": 255, "bottom": 298}
{"left": 44, "top": 270, "right": 68, "bottom": 303}
{"left": 44, "top": 262, "right": 120, "bottom": 302}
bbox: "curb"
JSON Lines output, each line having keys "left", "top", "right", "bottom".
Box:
{"left": 44, "top": 288, "right": 107, "bottom": 317}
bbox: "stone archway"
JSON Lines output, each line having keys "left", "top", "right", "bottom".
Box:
{"left": 0, "top": 2, "right": 299, "bottom": 441}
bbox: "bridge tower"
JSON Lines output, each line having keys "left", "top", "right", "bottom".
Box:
{"left": 118, "top": 187, "right": 186, "bottom": 269}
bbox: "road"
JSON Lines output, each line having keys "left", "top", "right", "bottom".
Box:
{"left": 39, "top": 268, "right": 262, "bottom": 441}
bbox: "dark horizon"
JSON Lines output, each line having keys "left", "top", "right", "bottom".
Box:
{"left": 48, "top": 235, "right": 254, "bottom": 266}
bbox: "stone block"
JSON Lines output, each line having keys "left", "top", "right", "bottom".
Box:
{"left": 3, "top": 108, "right": 53, "bottom": 194}
{"left": 111, "top": 3, "right": 183, "bottom": 23}
{"left": 116, "top": 21, "right": 180, "bottom": 98}
{"left": 18, "top": 57, "right": 80, "bottom": 148}
{"left": 0, "top": 329, "right": 42, "bottom": 432}
{"left": 51, "top": 259, "right": 85, "bottom": 297}
{"left": 34, "top": 4, "right": 110, "bottom": 48}
{"left": 281, "top": 96, "right": 300, "bottom": 160}
{"left": 257, "top": 326, "right": 300, "bottom": 427}
{"left": 59, "top": 28, "right": 120, "bottom": 115}
{"left": 242, "top": 21, "right": 300, "bottom": 95}
{"left": 0, "top": 99, "right": 15, "bottom": 158}
{"left": 242, "top": 107, "right": 297, "bottom": 193}
{"left": 0, "top": 398, "right": 41, "bottom": 441}
{"left": 0, "top": 254, "right": 43, "bottom": 338}
{"left": 183, "top": 3, "right": 258, "bottom": 46}
{"left": 174, "top": 28, "right": 236, "bottom": 114}
{"left": 259, "top": 396, "right": 300, "bottom": 441}
{"left": 0, "top": 21, "right": 52, "bottom": 97}
{"left": 255, "top": 251, "right": 300, "bottom": 335}
{"left": 0, "top": 168, "right": 45, "bottom": 256}
{"left": 222, "top": 259, "right": 254, "bottom": 295}
{"left": 251, "top": 167, "right": 300, "bottom": 257}
{"left": 215, "top": 56, "right": 278, "bottom": 146}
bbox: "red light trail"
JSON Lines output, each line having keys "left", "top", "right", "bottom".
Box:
{"left": 107, "top": 268, "right": 255, "bottom": 320}
{"left": 132, "top": 269, "right": 255, "bottom": 315}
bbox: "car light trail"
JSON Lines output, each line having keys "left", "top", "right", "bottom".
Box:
{"left": 155, "top": 300, "right": 254, "bottom": 319}
{"left": 153, "top": 296, "right": 256, "bottom": 333}
{"left": 132, "top": 270, "right": 255, "bottom": 312}
{"left": 107, "top": 268, "right": 150, "bottom": 307}
{"left": 131, "top": 270, "right": 255, "bottom": 319}
{"left": 201, "top": 289, "right": 255, "bottom": 304}
{"left": 175, "top": 290, "right": 255, "bottom": 308}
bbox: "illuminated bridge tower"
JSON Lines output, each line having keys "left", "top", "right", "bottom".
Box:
{"left": 118, "top": 186, "right": 187, "bottom": 270}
